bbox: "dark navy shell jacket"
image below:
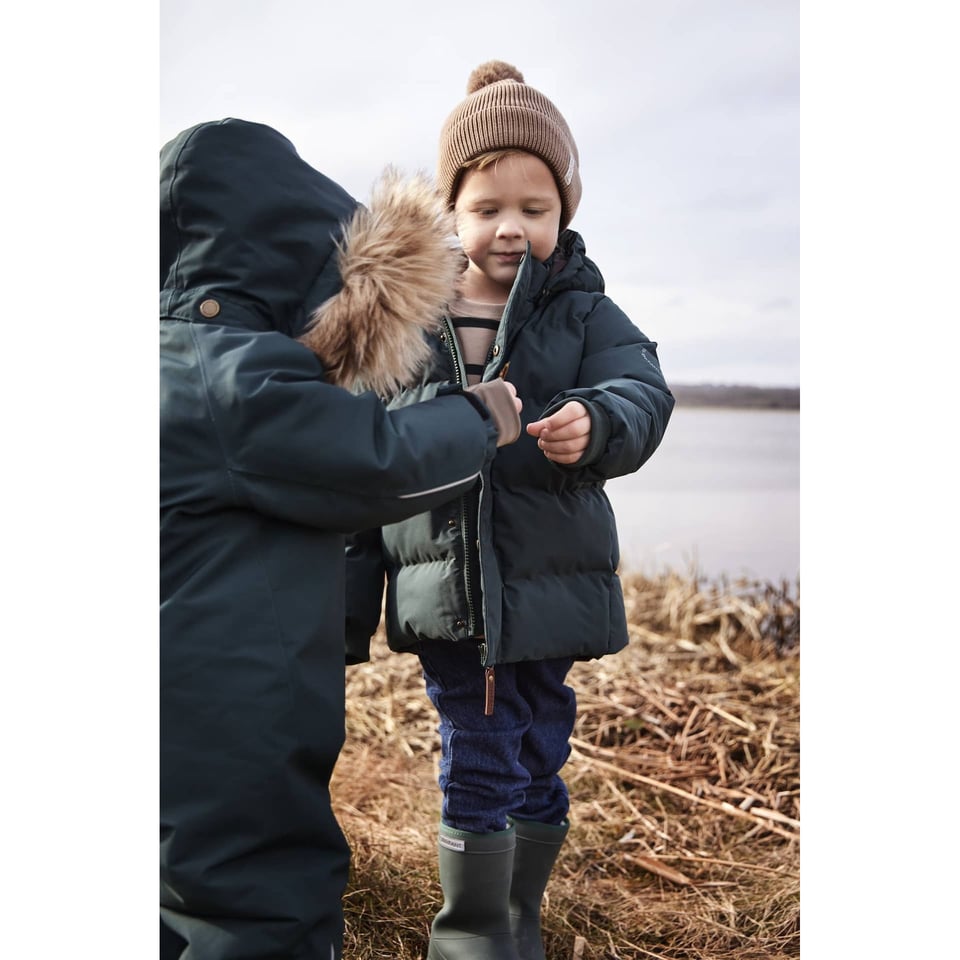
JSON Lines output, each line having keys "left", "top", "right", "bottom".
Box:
{"left": 345, "top": 230, "right": 675, "bottom": 669}
{"left": 160, "top": 118, "right": 506, "bottom": 950}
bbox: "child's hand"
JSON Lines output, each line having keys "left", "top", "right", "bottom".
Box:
{"left": 526, "top": 401, "right": 591, "bottom": 464}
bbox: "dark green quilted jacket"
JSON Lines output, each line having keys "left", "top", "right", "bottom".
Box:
{"left": 346, "top": 230, "right": 675, "bottom": 669}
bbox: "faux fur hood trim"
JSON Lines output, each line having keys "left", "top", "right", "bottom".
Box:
{"left": 299, "top": 167, "right": 463, "bottom": 396}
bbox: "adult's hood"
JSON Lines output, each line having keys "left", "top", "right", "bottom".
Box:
{"left": 160, "top": 118, "right": 463, "bottom": 394}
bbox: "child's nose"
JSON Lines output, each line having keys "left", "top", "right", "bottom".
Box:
{"left": 496, "top": 218, "right": 523, "bottom": 238}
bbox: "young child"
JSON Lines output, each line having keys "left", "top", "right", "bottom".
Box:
{"left": 345, "top": 61, "right": 674, "bottom": 960}
{"left": 160, "top": 118, "right": 521, "bottom": 960}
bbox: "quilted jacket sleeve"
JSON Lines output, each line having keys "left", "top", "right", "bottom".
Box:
{"left": 540, "top": 295, "right": 675, "bottom": 483}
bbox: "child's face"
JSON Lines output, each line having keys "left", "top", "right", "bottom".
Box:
{"left": 453, "top": 152, "right": 562, "bottom": 302}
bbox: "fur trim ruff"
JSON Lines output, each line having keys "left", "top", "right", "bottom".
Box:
{"left": 299, "top": 167, "right": 463, "bottom": 395}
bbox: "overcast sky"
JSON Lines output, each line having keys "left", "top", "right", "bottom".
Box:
{"left": 160, "top": 0, "right": 799, "bottom": 387}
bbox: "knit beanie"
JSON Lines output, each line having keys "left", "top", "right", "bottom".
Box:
{"left": 437, "top": 60, "right": 582, "bottom": 230}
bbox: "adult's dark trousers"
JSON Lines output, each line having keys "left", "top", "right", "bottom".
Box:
{"left": 160, "top": 609, "right": 349, "bottom": 959}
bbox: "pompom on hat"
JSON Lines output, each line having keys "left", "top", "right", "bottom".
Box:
{"left": 437, "top": 60, "right": 582, "bottom": 230}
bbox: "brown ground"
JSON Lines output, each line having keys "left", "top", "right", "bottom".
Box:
{"left": 332, "top": 571, "right": 800, "bottom": 959}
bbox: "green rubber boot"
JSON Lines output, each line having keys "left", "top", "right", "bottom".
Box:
{"left": 426, "top": 823, "right": 522, "bottom": 960}
{"left": 507, "top": 818, "right": 570, "bottom": 960}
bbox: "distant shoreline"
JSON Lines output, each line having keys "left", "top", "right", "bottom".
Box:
{"left": 669, "top": 383, "right": 800, "bottom": 410}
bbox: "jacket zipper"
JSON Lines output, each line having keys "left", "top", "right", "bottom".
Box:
{"left": 446, "top": 251, "right": 531, "bottom": 715}
{"left": 459, "top": 491, "right": 478, "bottom": 636}
{"left": 444, "top": 317, "right": 499, "bottom": 715}
{"left": 470, "top": 260, "right": 530, "bottom": 716}
{"left": 442, "top": 318, "right": 480, "bottom": 642}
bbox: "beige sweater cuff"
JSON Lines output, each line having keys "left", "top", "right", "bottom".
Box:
{"left": 466, "top": 380, "right": 521, "bottom": 447}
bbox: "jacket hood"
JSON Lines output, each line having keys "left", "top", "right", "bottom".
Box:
{"left": 161, "top": 118, "right": 462, "bottom": 394}
{"left": 507, "top": 228, "right": 605, "bottom": 316}
{"left": 160, "top": 118, "right": 357, "bottom": 339}
{"left": 546, "top": 228, "right": 605, "bottom": 296}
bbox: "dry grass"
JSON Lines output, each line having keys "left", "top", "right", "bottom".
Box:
{"left": 332, "top": 571, "right": 800, "bottom": 959}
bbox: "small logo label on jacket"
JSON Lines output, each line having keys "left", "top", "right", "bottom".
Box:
{"left": 439, "top": 834, "right": 466, "bottom": 852}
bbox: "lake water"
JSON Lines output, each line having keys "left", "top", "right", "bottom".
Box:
{"left": 606, "top": 407, "right": 800, "bottom": 584}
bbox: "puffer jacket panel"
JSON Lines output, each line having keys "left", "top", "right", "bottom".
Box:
{"left": 349, "top": 230, "right": 674, "bottom": 667}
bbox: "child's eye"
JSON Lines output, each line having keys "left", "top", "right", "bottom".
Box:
{"left": 524, "top": 208, "right": 545, "bottom": 216}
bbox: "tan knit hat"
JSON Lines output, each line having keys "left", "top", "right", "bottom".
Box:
{"left": 437, "top": 60, "right": 581, "bottom": 230}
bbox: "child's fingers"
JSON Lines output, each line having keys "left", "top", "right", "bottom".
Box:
{"left": 543, "top": 451, "right": 582, "bottom": 464}
{"left": 541, "top": 441, "right": 588, "bottom": 464}
{"left": 533, "top": 416, "right": 591, "bottom": 447}
{"left": 537, "top": 435, "right": 587, "bottom": 456}
{"left": 543, "top": 416, "right": 591, "bottom": 441}
{"left": 526, "top": 400, "right": 588, "bottom": 437}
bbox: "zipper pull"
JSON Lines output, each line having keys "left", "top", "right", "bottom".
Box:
{"left": 484, "top": 667, "right": 496, "bottom": 716}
